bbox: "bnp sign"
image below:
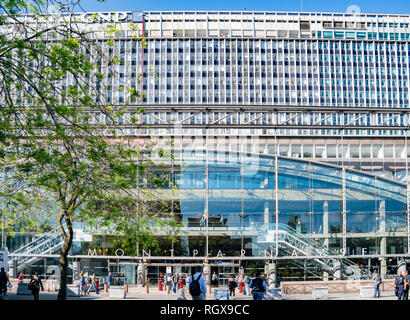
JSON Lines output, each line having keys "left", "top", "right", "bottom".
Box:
{"left": 81, "top": 12, "right": 130, "bottom": 23}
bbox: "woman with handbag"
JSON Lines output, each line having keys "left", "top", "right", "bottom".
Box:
{"left": 29, "top": 273, "right": 44, "bottom": 300}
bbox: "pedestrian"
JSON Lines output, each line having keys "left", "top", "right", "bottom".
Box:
{"left": 172, "top": 272, "right": 180, "bottom": 293}
{"left": 17, "top": 272, "right": 24, "bottom": 283}
{"left": 107, "top": 272, "right": 112, "bottom": 288}
{"left": 244, "top": 275, "right": 251, "bottom": 296}
{"left": 393, "top": 270, "right": 405, "bottom": 300}
{"left": 0, "top": 267, "right": 11, "bottom": 297}
{"left": 199, "top": 216, "right": 205, "bottom": 229}
{"left": 228, "top": 277, "right": 237, "bottom": 298}
{"left": 372, "top": 269, "right": 382, "bottom": 298}
{"left": 238, "top": 274, "right": 245, "bottom": 294}
{"left": 78, "top": 273, "right": 86, "bottom": 296}
{"left": 404, "top": 270, "right": 410, "bottom": 300}
{"left": 87, "top": 272, "right": 99, "bottom": 294}
{"left": 250, "top": 272, "right": 267, "bottom": 300}
{"left": 28, "top": 272, "right": 44, "bottom": 300}
{"left": 212, "top": 272, "right": 218, "bottom": 287}
{"left": 188, "top": 266, "right": 207, "bottom": 300}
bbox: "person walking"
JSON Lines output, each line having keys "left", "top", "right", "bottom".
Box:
{"left": 250, "top": 272, "right": 267, "bottom": 300}
{"left": 228, "top": 277, "right": 237, "bottom": 298}
{"left": 393, "top": 270, "right": 405, "bottom": 300}
{"left": 212, "top": 272, "right": 218, "bottom": 287}
{"left": 188, "top": 266, "right": 207, "bottom": 300}
{"left": 372, "top": 269, "right": 382, "bottom": 298}
{"left": 0, "top": 267, "right": 11, "bottom": 297}
{"left": 29, "top": 273, "right": 44, "bottom": 300}
{"left": 244, "top": 275, "right": 251, "bottom": 296}
{"left": 172, "top": 272, "right": 180, "bottom": 293}
{"left": 87, "top": 272, "right": 99, "bottom": 295}
{"left": 107, "top": 272, "right": 112, "bottom": 289}
{"left": 403, "top": 270, "right": 410, "bottom": 300}
{"left": 78, "top": 273, "right": 86, "bottom": 296}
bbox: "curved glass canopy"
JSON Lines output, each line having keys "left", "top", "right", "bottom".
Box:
{"left": 164, "top": 150, "right": 407, "bottom": 256}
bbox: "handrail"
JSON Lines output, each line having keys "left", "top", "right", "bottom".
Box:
{"left": 261, "top": 223, "right": 371, "bottom": 279}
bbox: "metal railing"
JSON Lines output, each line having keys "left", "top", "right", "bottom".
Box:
{"left": 10, "top": 230, "right": 64, "bottom": 270}
{"left": 259, "top": 223, "right": 371, "bottom": 280}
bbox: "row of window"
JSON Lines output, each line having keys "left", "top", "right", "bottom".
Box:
{"left": 318, "top": 31, "right": 410, "bottom": 40}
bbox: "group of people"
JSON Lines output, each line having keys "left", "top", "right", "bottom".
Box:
{"left": 0, "top": 267, "right": 43, "bottom": 300}
{"left": 77, "top": 272, "right": 108, "bottom": 296}
{"left": 393, "top": 269, "right": 410, "bottom": 300}
{"left": 185, "top": 267, "right": 268, "bottom": 300}
{"left": 198, "top": 214, "right": 227, "bottom": 229}
{"left": 226, "top": 273, "right": 267, "bottom": 300}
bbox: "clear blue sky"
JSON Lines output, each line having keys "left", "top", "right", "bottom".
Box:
{"left": 77, "top": 0, "right": 410, "bottom": 15}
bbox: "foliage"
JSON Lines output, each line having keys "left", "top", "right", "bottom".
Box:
{"left": 0, "top": 0, "right": 180, "bottom": 299}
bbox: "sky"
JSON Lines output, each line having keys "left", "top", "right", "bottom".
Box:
{"left": 77, "top": 0, "right": 410, "bottom": 15}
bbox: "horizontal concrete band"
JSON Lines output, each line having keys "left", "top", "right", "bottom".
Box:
{"left": 8, "top": 253, "right": 410, "bottom": 260}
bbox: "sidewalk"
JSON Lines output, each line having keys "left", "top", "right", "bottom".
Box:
{"left": 1, "top": 286, "right": 399, "bottom": 300}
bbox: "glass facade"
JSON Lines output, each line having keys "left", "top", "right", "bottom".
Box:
{"left": 169, "top": 150, "right": 407, "bottom": 257}
{"left": 7, "top": 11, "right": 410, "bottom": 281}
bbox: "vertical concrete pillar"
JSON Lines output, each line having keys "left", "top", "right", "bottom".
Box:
{"left": 72, "top": 260, "right": 81, "bottom": 283}
{"left": 137, "top": 262, "right": 146, "bottom": 287}
{"left": 323, "top": 201, "right": 329, "bottom": 248}
{"left": 379, "top": 259, "right": 387, "bottom": 277}
{"left": 203, "top": 263, "right": 211, "bottom": 294}
{"left": 12, "top": 258, "right": 18, "bottom": 279}
{"left": 332, "top": 260, "right": 342, "bottom": 280}
{"left": 266, "top": 262, "right": 277, "bottom": 289}
{"left": 323, "top": 201, "right": 329, "bottom": 281}
{"left": 264, "top": 201, "right": 269, "bottom": 226}
{"left": 379, "top": 200, "right": 387, "bottom": 277}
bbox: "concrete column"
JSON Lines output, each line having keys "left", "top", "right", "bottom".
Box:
{"left": 137, "top": 262, "right": 146, "bottom": 287}
{"left": 203, "top": 263, "right": 211, "bottom": 293}
{"left": 323, "top": 201, "right": 329, "bottom": 281}
{"left": 266, "top": 262, "right": 277, "bottom": 289}
{"left": 72, "top": 260, "right": 81, "bottom": 282}
{"left": 332, "top": 260, "right": 342, "bottom": 280}
{"left": 379, "top": 200, "right": 387, "bottom": 277}
{"left": 323, "top": 201, "right": 329, "bottom": 248}
{"left": 379, "top": 258, "right": 387, "bottom": 277}
{"left": 264, "top": 201, "right": 269, "bottom": 226}
{"left": 12, "top": 258, "right": 18, "bottom": 278}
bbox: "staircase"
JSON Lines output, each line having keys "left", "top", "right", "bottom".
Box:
{"left": 9, "top": 230, "right": 64, "bottom": 271}
{"left": 257, "top": 223, "right": 370, "bottom": 280}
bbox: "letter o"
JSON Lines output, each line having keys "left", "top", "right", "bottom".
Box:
{"left": 115, "top": 248, "right": 125, "bottom": 256}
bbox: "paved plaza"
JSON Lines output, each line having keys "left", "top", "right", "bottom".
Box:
{"left": 1, "top": 287, "right": 399, "bottom": 300}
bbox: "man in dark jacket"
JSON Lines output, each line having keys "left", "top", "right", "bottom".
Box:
{"left": 403, "top": 270, "right": 410, "bottom": 300}
{"left": 0, "top": 267, "right": 11, "bottom": 297}
{"left": 250, "top": 272, "right": 267, "bottom": 300}
{"left": 393, "top": 270, "right": 405, "bottom": 300}
{"left": 29, "top": 273, "right": 44, "bottom": 300}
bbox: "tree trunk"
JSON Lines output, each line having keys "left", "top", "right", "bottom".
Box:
{"left": 57, "top": 216, "right": 73, "bottom": 300}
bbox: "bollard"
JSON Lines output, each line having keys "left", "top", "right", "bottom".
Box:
{"left": 104, "top": 284, "right": 108, "bottom": 293}
{"left": 239, "top": 282, "right": 244, "bottom": 293}
{"left": 167, "top": 285, "right": 171, "bottom": 294}
{"left": 145, "top": 285, "right": 149, "bottom": 294}
{"left": 158, "top": 280, "right": 163, "bottom": 291}
{"left": 125, "top": 284, "right": 128, "bottom": 293}
{"left": 179, "top": 280, "right": 184, "bottom": 289}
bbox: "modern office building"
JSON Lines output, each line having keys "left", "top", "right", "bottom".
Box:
{"left": 6, "top": 10, "right": 410, "bottom": 284}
